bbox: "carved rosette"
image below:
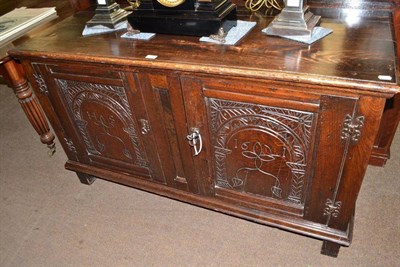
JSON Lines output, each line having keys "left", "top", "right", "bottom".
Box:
{"left": 209, "top": 98, "right": 314, "bottom": 205}
{"left": 56, "top": 79, "right": 148, "bottom": 168}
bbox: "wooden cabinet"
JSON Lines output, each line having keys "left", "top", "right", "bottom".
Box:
{"left": 7, "top": 6, "right": 399, "bottom": 258}
{"left": 20, "top": 58, "right": 389, "bottom": 257}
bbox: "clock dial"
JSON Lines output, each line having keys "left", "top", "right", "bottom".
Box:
{"left": 157, "top": 0, "right": 185, "bottom": 7}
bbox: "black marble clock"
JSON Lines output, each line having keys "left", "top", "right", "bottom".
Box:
{"left": 127, "top": 0, "right": 237, "bottom": 36}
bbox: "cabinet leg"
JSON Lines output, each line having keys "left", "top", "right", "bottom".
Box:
{"left": 1, "top": 57, "right": 55, "bottom": 155}
{"left": 76, "top": 172, "right": 96, "bottom": 185}
{"left": 320, "top": 241, "right": 341, "bottom": 257}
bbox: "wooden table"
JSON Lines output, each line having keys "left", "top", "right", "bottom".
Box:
{"left": 3, "top": 4, "right": 399, "bottom": 257}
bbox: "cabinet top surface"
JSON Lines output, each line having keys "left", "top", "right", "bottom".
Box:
{"left": 9, "top": 9, "right": 400, "bottom": 93}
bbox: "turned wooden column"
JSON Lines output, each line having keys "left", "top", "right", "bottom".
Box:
{"left": 0, "top": 56, "right": 56, "bottom": 155}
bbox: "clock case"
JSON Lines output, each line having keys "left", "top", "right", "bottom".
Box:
{"left": 127, "top": 0, "right": 237, "bottom": 36}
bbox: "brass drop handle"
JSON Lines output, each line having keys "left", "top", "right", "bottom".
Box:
{"left": 186, "top": 127, "right": 203, "bottom": 156}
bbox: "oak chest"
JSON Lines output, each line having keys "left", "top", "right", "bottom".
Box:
{"left": 6, "top": 6, "right": 399, "bottom": 257}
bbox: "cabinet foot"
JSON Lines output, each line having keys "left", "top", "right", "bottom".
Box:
{"left": 320, "top": 241, "right": 341, "bottom": 257}
{"left": 76, "top": 172, "right": 96, "bottom": 185}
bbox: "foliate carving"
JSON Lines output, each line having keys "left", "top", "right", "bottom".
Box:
{"left": 341, "top": 114, "right": 365, "bottom": 143}
{"left": 64, "top": 137, "right": 77, "bottom": 154}
{"left": 123, "top": 126, "right": 147, "bottom": 167}
{"left": 286, "top": 162, "right": 306, "bottom": 203}
{"left": 56, "top": 78, "right": 148, "bottom": 168}
{"left": 209, "top": 98, "right": 314, "bottom": 205}
{"left": 323, "top": 199, "right": 342, "bottom": 218}
{"left": 33, "top": 74, "right": 48, "bottom": 94}
{"left": 31, "top": 62, "right": 50, "bottom": 95}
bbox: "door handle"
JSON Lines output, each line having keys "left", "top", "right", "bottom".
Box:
{"left": 186, "top": 127, "right": 203, "bottom": 156}
{"left": 139, "top": 119, "right": 150, "bottom": 135}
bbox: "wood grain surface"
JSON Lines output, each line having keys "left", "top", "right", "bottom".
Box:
{"left": 8, "top": 7, "right": 399, "bottom": 96}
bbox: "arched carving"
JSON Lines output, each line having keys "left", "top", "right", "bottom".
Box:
{"left": 209, "top": 98, "right": 314, "bottom": 205}
{"left": 56, "top": 79, "right": 148, "bottom": 168}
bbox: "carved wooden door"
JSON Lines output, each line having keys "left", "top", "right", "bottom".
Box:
{"left": 181, "top": 75, "right": 362, "bottom": 222}
{"left": 209, "top": 97, "right": 314, "bottom": 207}
{"left": 31, "top": 62, "right": 167, "bottom": 184}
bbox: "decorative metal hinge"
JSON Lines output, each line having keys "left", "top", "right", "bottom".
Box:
{"left": 323, "top": 199, "right": 342, "bottom": 218}
{"left": 341, "top": 114, "right": 365, "bottom": 143}
{"left": 33, "top": 74, "right": 48, "bottom": 94}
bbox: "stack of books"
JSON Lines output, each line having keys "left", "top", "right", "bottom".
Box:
{"left": 0, "top": 7, "right": 58, "bottom": 48}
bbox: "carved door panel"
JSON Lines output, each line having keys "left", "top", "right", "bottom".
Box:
{"left": 32, "top": 62, "right": 166, "bottom": 183}
{"left": 181, "top": 76, "right": 360, "bottom": 219}
{"left": 209, "top": 98, "right": 314, "bottom": 203}
{"left": 207, "top": 97, "right": 318, "bottom": 216}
